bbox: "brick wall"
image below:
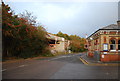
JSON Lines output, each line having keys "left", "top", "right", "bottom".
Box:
{"left": 100, "top": 54, "right": 120, "bottom": 62}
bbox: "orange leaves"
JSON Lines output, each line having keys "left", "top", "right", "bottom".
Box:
{"left": 2, "top": 2, "right": 50, "bottom": 58}
{"left": 19, "top": 18, "right": 27, "bottom": 22}
{"left": 69, "top": 35, "right": 86, "bottom": 52}
{"left": 25, "top": 27, "right": 29, "bottom": 32}
{"left": 15, "top": 25, "right": 22, "bottom": 28}
{"left": 4, "top": 30, "right": 13, "bottom": 37}
{"left": 7, "top": 23, "right": 12, "bottom": 26}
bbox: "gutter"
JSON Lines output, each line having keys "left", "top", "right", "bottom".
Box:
{"left": 87, "top": 29, "right": 120, "bottom": 39}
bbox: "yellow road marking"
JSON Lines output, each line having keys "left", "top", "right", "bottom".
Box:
{"left": 80, "top": 57, "right": 120, "bottom": 66}
{"left": 80, "top": 57, "right": 88, "bottom": 65}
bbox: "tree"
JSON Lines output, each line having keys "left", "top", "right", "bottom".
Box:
{"left": 2, "top": 2, "right": 51, "bottom": 59}
{"left": 69, "top": 35, "right": 86, "bottom": 52}
{"left": 55, "top": 31, "right": 86, "bottom": 52}
{"left": 2, "top": 1, "right": 15, "bottom": 58}
{"left": 19, "top": 10, "right": 37, "bottom": 26}
{"left": 56, "top": 31, "right": 70, "bottom": 40}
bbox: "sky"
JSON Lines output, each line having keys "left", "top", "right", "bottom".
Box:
{"left": 4, "top": 0, "right": 119, "bottom": 38}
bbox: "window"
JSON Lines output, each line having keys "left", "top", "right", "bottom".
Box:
{"left": 56, "top": 41, "right": 60, "bottom": 44}
{"left": 110, "top": 39, "right": 116, "bottom": 51}
{"left": 85, "top": 45, "right": 88, "bottom": 48}
{"left": 103, "top": 43, "right": 108, "bottom": 51}
{"left": 118, "top": 40, "right": 120, "bottom": 50}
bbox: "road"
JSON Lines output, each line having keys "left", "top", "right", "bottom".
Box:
{"left": 2, "top": 53, "right": 119, "bottom": 79}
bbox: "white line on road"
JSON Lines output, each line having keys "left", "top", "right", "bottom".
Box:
{"left": 106, "top": 72, "right": 110, "bottom": 75}
{"left": 1, "top": 65, "right": 28, "bottom": 71}
{"left": 49, "top": 57, "right": 61, "bottom": 61}
{"left": 48, "top": 56, "right": 72, "bottom": 61}
{"left": 1, "top": 69, "right": 7, "bottom": 72}
{"left": 18, "top": 65, "right": 27, "bottom": 68}
{"left": 61, "top": 56, "right": 71, "bottom": 58}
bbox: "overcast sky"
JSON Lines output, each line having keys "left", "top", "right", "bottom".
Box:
{"left": 5, "top": 1, "right": 118, "bottom": 38}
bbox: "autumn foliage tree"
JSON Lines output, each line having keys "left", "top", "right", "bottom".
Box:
{"left": 56, "top": 31, "right": 70, "bottom": 40}
{"left": 56, "top": 31, "right": 87, "bottom": 52}
{"left": 2, "top": 2, "right": 51, "bottom": 59}
{"left": 69, "top": 35, "right": 86, "bottom": 52}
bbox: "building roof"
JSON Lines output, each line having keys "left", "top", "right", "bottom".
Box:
{"left": 87, "top": 24, "right": 120, "bottom": 39}
{"left": 46, "top": 33, "right": 65, "bottom": 41}
{"left": 100, "top": 24, "right": 120, "bottom": 29}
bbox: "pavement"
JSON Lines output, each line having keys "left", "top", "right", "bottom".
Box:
{"left": 80, "top": 54, "right": 120, "bottom": 66}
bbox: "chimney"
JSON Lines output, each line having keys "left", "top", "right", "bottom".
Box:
{"left": 117, "top": 20, "right": 120, "bottom": 27}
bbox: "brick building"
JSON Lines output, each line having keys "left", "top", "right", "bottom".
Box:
{"left": 86, "top": 21, "right": 120, "bottom": 62}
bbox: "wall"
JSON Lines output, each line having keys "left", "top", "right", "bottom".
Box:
{"left": 99, "top": 34, "right": 120, "bottom": 62}
{"left": 55, "top": 41, "right": 65, "bottom": 52}
{"left": 100, "top": 54, "right": 120, "bottom": 62}
{"left": 87, "top": 30, "right": 120, "bottom": 62}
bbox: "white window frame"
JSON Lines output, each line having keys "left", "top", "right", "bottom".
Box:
{"left": 103, "top": 43, "right": 108, "bottom": 51}
{"left": 118, "top": 40, "right": 120, "bottom": 51}
{"left": 110, "top": 39, "right": 116, "bottom": 52}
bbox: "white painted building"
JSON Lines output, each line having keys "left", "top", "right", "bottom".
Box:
{"left": 46, "top": 33, "right": 70, "bottom": 54}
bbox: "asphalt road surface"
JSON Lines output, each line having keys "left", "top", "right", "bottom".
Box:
{"left": 2, "top": 53, "right": 119, "bottom": 79}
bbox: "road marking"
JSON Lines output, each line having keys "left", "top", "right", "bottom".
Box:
{"left": 106, "top": 72, "right": 109, "bottom": 75}
{"left": 49, "top": 57, "right": 62, "bottom": 61}
{"left": 50, "top": 57, "right": 61, "bottom": 60}
{"left": 1, "top": 69, "right": 7, "bottom": 72}
{"left": 18, "top": 65, "right": 27, "bottom": 68}
{"left": 80, "top": 57, "right": 120, "bottom": 66}
{"left": 80, "top": 57, "right": 88, "bottom": 65}
{"left": 49, "top": 56, "right": 72, "bottom": 61}
{"left": 62, "top": 56, "right": 72, "bottom": 58}
{"left": 61, "top": 56, "right": 71, "bottom": 58}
